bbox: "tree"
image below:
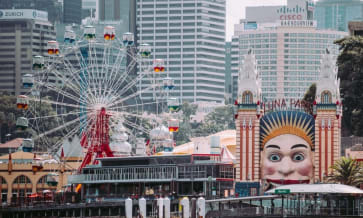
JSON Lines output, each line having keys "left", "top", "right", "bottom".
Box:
{"left": 303, "top": 83, "right": 316, "bottom": 104}
{"left": 174, "top": 102, "right": 197, "bottom": 145}
{"left": 327, "top": 157, "right": 363, "bottom": 186}
{"left": 0, "top": 112, "right": 5, "bottom": 143}
{"left": 0, "top": 93, "right": 59, "bottom": 150}
{"left": 302, "top": 83, "right": 316, "bottom": 115}
{"left": 195, "top": 105, "right": 235, "bottom": 137}
{"left": 335, "top": 36, "right": 363, "bottom": 136}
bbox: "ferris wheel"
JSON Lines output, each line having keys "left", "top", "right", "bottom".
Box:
{"left": 16, "top": 25, "right": 175, "bottom": 170}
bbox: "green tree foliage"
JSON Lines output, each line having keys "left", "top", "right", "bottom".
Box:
{"left": 303, "top": 83, "right": 316, "bottom": 104}
{"left": 0, "top": 93, "right": 59, "bottom": 150}
{"left": 195, "top": 105, "right": 235, "bottom": 137}
{"left": 0, "top": 93, "right": 25, "bottom": 143}
{"left": 302, "top": 83, "right": 316, "bottom": 115}
{"left": 335, "top": 36, "right": 363, "bottom": 136}
{"left": 174, "top": 102, "right": 197, "bottom": 145}
{"left": 327, "top": 157, "right": 363, "bottom": 186}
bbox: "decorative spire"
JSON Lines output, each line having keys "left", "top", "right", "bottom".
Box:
{"left": 319, "top": 48, "right": 337, "bottom": 80}
{"left": 237, "top": 50, "right": 261, "bottom": 104}
{"left": 316, "top": 48, "right": 340, "bottom": 104}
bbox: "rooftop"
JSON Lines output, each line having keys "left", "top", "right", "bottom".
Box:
{"left": 0, "top": 138, "right": 23, "bottom": 149}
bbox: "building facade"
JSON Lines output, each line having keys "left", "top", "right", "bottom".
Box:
{"left": 0, "top": 9, "right": 56, "bottom": 95}
{"left": 315, "top": 0, "right": 363, "bottom": 32}
{"left": 97, "top": 0, "right": 130, "bottom": 23}
{"left": 137, "top": 0, "right": 226, "bottom": 103}
{"left": 63, "top": 0, "right": 82, "bottom": 24}
{"left": 231, "top": 25, "right": 347, "bottom": 101}
{"left": 225, "top": 42, "right": 232, "bottom": 103}
{"left": 231, "top": 0, "right": 347, "bottom": 101}
{"left": 235, "top": 49, "right": 342, "bottom": 191}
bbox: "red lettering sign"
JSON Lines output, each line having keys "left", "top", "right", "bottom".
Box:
{"left": 279, "top": 14, "right": 303, "bottom": 20}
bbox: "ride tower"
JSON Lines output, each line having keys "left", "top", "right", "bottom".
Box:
{"left": 235, "top": 50, "right": 262, "bottom": 183}
{"left": 313, "top": 49, "right": 342, "bottom": 182}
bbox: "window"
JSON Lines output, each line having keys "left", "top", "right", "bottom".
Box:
{"left": 13, "top": 175, "right": 31, "bottom": 184}
{"left": 321, "top": 91, "right": 332, "bottom": 104}
{"left": 242, "top": 91, "right": 253, "bottom": 104}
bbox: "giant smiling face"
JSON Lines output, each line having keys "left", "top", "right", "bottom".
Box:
{"left": 261, "top": 134, "right": 313, "bottom": 188}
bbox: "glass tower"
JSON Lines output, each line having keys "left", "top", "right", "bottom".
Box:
{"left": 315, "top": 0, "right": 363, "bottom": 32}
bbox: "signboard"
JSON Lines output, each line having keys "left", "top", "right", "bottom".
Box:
{"left": 280, "top": 20, "right": 317, "bottom": 28}
{"left": 276, "top": 4, "right": 307, "bottom": 21}
{"left": 0, "top": 9, "right": 48, "bottom": 21}
{"left": 274, "top": 189, "right": 290, "bottom": 194}
{"left": 262, "top": 98, "right": 313, "bottom": 114}
{"left": 244, "top": 22, "right": 258, "bottom": 30}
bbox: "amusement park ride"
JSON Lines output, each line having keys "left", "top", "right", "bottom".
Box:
{"left": 13, "top": 24, "right": 182, "bottom": 177}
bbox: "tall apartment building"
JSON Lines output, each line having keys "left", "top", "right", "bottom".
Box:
{"left": 0, "top": 9, "right": 56, "bottom": 95}
{"left": 231, "top": 0, "right": 347, "bottom": 101}
{"left": 97, "top": 0, "right": 130, "bottom": 22}
{"left": 63, "top": 0, "right": 82, "bottom": 24}
{"left": 224, "top": 42, "right": 232, "bottom": 103}
{"left": 137, "top": 0, "right": 226, "bottom": 103}
{"left": 315, "top": 0, "right": 363, "bottom": 32}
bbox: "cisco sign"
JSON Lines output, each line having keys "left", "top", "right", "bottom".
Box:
{"left": 0, "top": 9, "right": 48, "bottom": 21}
{"left": 277, "top": 5, "right": 306, "bottom": 20}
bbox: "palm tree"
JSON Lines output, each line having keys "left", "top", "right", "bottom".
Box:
{"left": 327, "top": 157, "right": 363, "bottom": 186}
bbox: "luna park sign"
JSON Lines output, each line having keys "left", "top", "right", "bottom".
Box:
{"left": 261, "top": 99, "right": 313, "bottom": 114}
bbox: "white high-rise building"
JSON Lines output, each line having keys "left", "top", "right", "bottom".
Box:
{"left": 137, "top": 0, "right": 226, "bottom": 103}
{"left": 231, "top": 0, "right": 347, "bottom": 101}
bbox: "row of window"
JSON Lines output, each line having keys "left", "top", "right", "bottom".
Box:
{"left": 284, "top": 33, "right": 344, "bottom": 39}
{"left": 284, "top": 71, "right": 319, "bottom": 76}
{"left": 284, "top": 66, "right": 320, "bottom": 70}
{"left": 284, "top": 60, "right": 321, "bottom": 65}
{"left": 284, "top": 76, "right": 317, "bottom": 81}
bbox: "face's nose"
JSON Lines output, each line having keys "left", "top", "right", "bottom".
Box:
{"left": 277, "top": 157, "right": 294, "bottom": 177}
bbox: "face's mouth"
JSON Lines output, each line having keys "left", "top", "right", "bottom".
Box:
{"left": 267, "top": 179, "right": 310, "bottom": 185}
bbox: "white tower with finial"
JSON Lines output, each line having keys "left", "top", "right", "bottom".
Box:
{"left": 235, "top": 50, "right": 262, "bottom": 182}
{"left": 316, "top": 48, "right": 340, "bottom": 104}
{"left": 314, "top": 48, "right": 342, "bottom": 182}
{"left": 237, "top": 49, "right": 262, "bottom": 104}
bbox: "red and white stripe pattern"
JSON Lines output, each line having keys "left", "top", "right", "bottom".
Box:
{"left": 236, "top": 111, "right": 260, "bottom": 182}
{"left": 314, "top": 112, "right": 341, "bottom": 181}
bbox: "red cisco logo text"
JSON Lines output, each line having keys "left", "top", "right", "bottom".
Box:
{"left": 280, "top": 14, "right": 303, "bottom": 20}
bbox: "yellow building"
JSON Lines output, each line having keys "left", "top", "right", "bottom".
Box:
{"left": 0, "top": 137, "right": 82, "bottom": 204}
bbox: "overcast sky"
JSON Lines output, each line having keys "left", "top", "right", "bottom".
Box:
{"left": 226, "top": 0, "right": 287, "bottom": 41}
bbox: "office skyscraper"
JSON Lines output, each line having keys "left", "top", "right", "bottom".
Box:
{"left": 0, "top": 9, "right": 56, "bottom": 95}
{"left": 63, "top": 0, "right": 82, "bottom": 24}
{"left": 231, "top": 0, "right": 347, "bottom": 101}
{"left": 137, "top": 0, "right": 226, "bottom": 103}
{"left": 315, "top": 0, "right": 363, "bottom": 32}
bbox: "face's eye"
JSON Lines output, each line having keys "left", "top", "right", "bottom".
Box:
{"left": 292, "top": 153, "right": 305, "bottom": 162}
{"left": 268, "top": 154, "right": 281, "bottom": 162}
